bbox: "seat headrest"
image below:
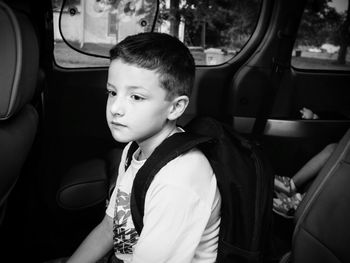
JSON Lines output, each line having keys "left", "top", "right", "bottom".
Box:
{"left": 0, "top": 1, "right": 39, "bottom": 120}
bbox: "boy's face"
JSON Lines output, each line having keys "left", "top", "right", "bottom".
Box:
{"left": 106, "top": 59, "right": 175, "bottom": 146}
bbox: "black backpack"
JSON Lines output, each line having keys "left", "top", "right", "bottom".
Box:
{"left": 110, "top": 116, "right": 274, "bottom": 263}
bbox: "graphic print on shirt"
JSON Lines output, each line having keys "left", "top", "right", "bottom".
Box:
{"left": 113, "top": 188, "right": 139, "bottom": 254}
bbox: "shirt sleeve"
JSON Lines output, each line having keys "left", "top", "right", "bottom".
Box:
{"left": 131, "top": 183, "right": 213, "bottom": 263}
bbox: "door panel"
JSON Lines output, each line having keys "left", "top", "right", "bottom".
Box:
{"left": 227, "top": 0, "right": 350, "bottom": 179}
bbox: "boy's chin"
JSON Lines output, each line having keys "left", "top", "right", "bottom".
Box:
{"left": 110, "top": 133, "right": 133, "bottom": 144}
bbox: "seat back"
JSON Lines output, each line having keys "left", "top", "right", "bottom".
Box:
{"left": 0, "top": 1, "right": 39, "bottom": 218}
{"left": 290, "top": 128, "right": 350, "bottom": 263}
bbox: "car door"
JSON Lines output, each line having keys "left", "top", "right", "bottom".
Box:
{"left": 230, "top": 0, "right": 350, "bottom": 177}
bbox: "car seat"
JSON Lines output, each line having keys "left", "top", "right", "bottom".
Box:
{"left": 0, "top": 1, "right": 39, "bottom": 224}
{"left": 280, "top": 127, "right": 350, "bottom": 263}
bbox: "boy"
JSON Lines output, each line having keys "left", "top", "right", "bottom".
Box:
{"left": 273, "top": 107, "right": 337, "bottom": 218}
{"left": 67, "top": 32, "right": 221, "bottom": 263}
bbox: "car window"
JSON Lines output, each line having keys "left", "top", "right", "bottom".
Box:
{"left": 292, "top": 0, "right": 350, "bottom": 71}
{"left": 52, "top": 0, "right": 262, "bottom": 68}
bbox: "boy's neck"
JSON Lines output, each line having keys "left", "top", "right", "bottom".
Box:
{"left": 136, "top": 122, "right": 179, "bottom": 161}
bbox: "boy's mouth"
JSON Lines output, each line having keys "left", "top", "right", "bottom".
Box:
{"left": 111, "top": 121, "right": 127, "bottom": 128}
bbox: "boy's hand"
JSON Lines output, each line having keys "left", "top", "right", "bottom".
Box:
{"left": 300, "top": 107, "right": 319, "bottom": 119}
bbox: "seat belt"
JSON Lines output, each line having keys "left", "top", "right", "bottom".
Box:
{"left": 252, "top": 0, "right": 307, "bottom": 137}
{"left": 252, "top": 32, "right": 292, "bottom": 137}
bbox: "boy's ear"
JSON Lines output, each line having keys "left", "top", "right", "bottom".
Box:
{"left": 167, "top": 95, "right": 189, "bottom": 121}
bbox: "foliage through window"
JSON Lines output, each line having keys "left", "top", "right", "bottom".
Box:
{"left": 52, "top": 0, "right": 262, "bottom": 68}
{"left": 292, "top": 0, "right": 350, "bottom": 70}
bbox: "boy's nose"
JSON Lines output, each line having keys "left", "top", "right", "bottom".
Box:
{"left": 110, "top": 97, "right": 125, "bottom": 116}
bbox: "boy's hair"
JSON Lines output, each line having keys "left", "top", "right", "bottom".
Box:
{"left": 110, "top": 32, "right": 195, "bottom": 100}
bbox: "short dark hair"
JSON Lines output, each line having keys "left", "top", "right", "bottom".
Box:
{"left": 110, "top": 32, "right": 195, "bottom": 100}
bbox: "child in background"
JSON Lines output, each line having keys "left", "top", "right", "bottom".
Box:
{"left": 273, "top": 107, "right": 337, "bottom": 218}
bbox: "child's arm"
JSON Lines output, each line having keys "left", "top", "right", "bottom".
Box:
{"left": 67, "top": 214, "right": 113, "bottom": 263}
{"left": 292, "top": 143, "right": 337, "bottom": 188}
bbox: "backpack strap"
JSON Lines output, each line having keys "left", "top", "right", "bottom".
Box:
{"left": 107, "top": 143, "right": 139, "bottom": 201}
{"left": 125, "top": 141, "right": 139, "bottom": 171}
{"left": 130, "top": 132, "right": 213, "bottom": 234}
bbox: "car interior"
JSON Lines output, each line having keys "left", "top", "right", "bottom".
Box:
{"left": 0, "top": 0, "right": 349, "bottom": 262}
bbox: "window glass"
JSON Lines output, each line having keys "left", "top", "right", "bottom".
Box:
{"left": 292, "top": 0, "right": 350, "bottom": 70}
{"left": 52, "top": 0, "right": 262, "bottom": 68}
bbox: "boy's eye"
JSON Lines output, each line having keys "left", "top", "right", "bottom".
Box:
{"left": 106, "top": 90, "right": 117, "bottom": 97}
{"left": 131, "top": 95, "right": 145, "bottom": 101}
